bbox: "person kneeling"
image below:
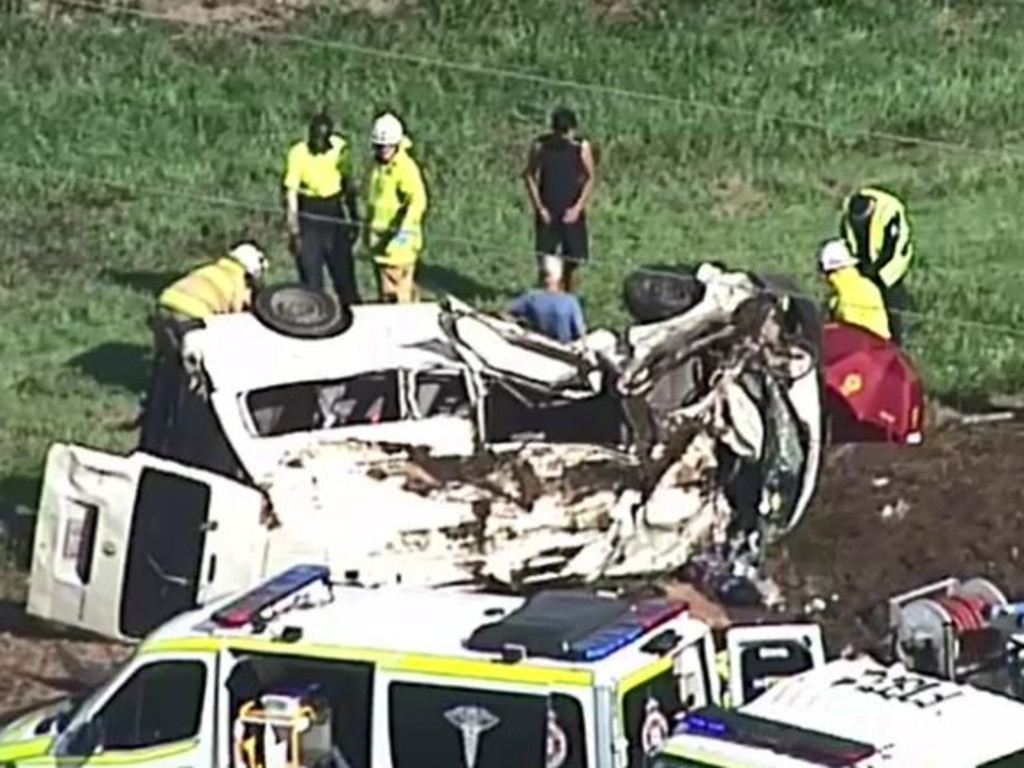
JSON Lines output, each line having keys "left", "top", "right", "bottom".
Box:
{"left": 817, "top": 238, "right": 892, "bottom": 341}
{"left": 509, "top": 255, "right": 586, "bottom": 343}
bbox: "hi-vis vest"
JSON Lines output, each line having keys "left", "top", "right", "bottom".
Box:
{"left": 840, "top": 187, "right": 912, "bottom": 289}
{"left": 159, "top": 257, "right": 251, "bottom": 321}
{"left": 827, "top": 266, "right": 892, "bottom": 340}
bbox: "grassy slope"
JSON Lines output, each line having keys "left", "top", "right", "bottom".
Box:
{"left": 2, "top": 0, "right": 1024, "bottom": 511}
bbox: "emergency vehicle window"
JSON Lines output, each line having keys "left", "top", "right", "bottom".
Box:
{"left": 622, "top": 667, "right": 688, "bottom": 768}
{"left": 414, "top": 371, "right": 471, "bottom": 418}
{"left": 736, "top": 641, "right": 815, "bottom": 705}
{"left": 227, "top": 652, "right": 373, "bottom": 768}
{"left": 247, "top": 372, "right": 401, "bottom": 436}
{"left": 93, "top": 661, "right": 206, "bottom": 751}
{"left": 388, "top": 682, "right": 587, "bottom": 768}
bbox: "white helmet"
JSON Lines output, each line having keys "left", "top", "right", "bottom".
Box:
{"left": 229, "top": 242, "right": 268, "bottom": 279}
{"left": 818, "top": 238, "right": 858, "bottom": 273}
{"left": 371, "top": 113, "right": 405, "bottom": 146}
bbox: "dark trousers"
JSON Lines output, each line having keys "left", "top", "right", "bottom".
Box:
{"left": 884, "top": 281, "right": 910, "bottom": 347}
{"left": 140, "top": 309, "right": 203, "bottom": 455}
{"left": 296, "top": 216, "right": 361, "bottom": 305}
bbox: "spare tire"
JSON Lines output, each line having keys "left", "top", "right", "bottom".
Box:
{"left": 622, "top": 264, "right": 705, "bottom": 323}
{"left": 252, "top": 283, "right": 353, "bottom": 339}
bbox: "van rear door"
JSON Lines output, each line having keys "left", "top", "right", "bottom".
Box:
{"left": 725, "top": 624, "right": 825, "bottom": 707}
{"left": 28, "top": 444, "right": 266, "bottom": 641}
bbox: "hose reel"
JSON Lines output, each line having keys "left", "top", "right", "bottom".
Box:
{"left": 889, "top": 576, "right": 1011, "bottom": 680}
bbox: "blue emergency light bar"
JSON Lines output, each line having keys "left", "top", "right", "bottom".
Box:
{"left": 564, "top": 599, "right": 686, "bottom": 661}
{"left": 678, "top": 712, "right": 729, "bottom": 738}
{"left": 675, "top": 708, "right": 876, "bottom": 768}
{"left": 212, "top": 564, "right": 331, "bottom": 628}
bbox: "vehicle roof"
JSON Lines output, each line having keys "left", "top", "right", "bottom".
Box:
{"left": 731, "top": 657, "right": 1024, "bottom": 766}
{"left": 147, "top": 583, "right": 712, "bottom": 683}
{"left": 186, "top": 304, "right": 465, "bottom": 392}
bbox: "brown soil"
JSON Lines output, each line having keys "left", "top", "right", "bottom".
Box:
{"left": 4, "top": 418, "right": 1024, "bottom": 715}
{"left": 769, "top": 417, "right": 1024, "bottom": 654}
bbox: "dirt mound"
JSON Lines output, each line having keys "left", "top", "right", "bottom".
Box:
{"left": 768, "top": 418, "right": 1024, "bottom": 654}
{"left": 0, "top": 572, "right": 131, "bottom": 718}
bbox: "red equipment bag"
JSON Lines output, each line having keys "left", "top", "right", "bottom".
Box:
{"left": 822, "top": 322, "right": 925, "bottom": 444}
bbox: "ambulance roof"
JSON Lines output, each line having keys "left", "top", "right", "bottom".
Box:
{"left": 187, "top": 303, "right": 464, "bottom": 393}
{"left": 665, "top": 657, "right": 1024, "bottom": 767}
{"left": 147, "top": 566, "right": 710, "bottom": 683}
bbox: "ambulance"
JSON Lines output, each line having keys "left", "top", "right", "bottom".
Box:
{"left": 655, "top": 656, "right": 1024, "bottom": 767}
{"left": 0, "top": 565, "right": 824, "bottom": 768}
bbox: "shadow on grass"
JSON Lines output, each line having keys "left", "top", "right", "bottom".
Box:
{"left": 102, "top": 268, "right": 180, "bottom": 297}
{"left": 0, "top": 475, "right": 40, "bottom": 572}
{"left": 418, "top": 263, "right": 514, "bottom": 303}
{"left": 67, "top": 342, "right": 149, "bottom": 395}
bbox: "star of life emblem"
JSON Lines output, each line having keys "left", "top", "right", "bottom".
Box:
{"left": 445, "top": 704, "right": 500, "bottom": 768}
{"left": 640, "top": 697, "right": 670, "bottom": 755}
{"left": 546, "top": 709, "right": 568, "bottom": 768}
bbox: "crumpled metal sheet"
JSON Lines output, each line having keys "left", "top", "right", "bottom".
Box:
{"left": 259, "top": 266, "right": 820, "bottom": 591}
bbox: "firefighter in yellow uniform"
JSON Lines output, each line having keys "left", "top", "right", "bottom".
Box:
{"left": 818, "top": 238, "right": 892, "bottom": 340}
{"left": 362, "top": 112, "right": 428, "bottom": 303}
{"left": 140, "top": 243, "right": 268, "bottom": 453}
{"left": 839, "top": 187, "right": 912, "bottom": 344}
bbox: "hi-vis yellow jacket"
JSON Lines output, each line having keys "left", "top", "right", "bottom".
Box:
{"left": 158, "top": 257, "right": 251, "bottom": 321}
{"left": 363, "top": 137, "right": 428, "bottom": 267}
{"left": 827, "top": 266, "right": 892, "bottom": 340}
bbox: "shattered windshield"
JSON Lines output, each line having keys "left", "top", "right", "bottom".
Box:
{"left": 246, "top": 372, "right": 402, "bottom": 436}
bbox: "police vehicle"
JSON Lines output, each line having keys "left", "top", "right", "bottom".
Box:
{"left": 656, "top": 656, "right": 1024, "bottom": 768}
{"left": 0, "top": 565, "right": 823, "bottom": 768}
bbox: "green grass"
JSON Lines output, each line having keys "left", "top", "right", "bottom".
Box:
{"left": 3, "top": 0, "right": 1024, "bottom": 512}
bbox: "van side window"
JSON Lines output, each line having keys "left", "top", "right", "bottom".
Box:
{"left": 388, "top": 682, "right": 587, "bottom": 768}
{"left": 623, "top": 667, "right": 687, "bottom": 768}
{"left": 95, "top": 661, "right": 207, "bottom": 750}
{"left": 226, "top": 652, "right": 374, "bottom": 768}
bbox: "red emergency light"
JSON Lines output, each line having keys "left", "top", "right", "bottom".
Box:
{"left": 567, "top": 598, "right": 687, "bottom": 661}
{"left": 212, "top": 565, "right": 331, "bottom": 628}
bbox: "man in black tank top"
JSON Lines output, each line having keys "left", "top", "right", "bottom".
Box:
{"left": 523, "top": 107, "right": 595, "bottom": 293}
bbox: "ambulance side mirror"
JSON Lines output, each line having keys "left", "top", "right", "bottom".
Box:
{"left": 66, "top": 717, "right": 104, "bottom": 757}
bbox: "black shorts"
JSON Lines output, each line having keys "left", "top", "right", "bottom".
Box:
{"left": 535, "top": 216, "right": 589, "bottom": 263}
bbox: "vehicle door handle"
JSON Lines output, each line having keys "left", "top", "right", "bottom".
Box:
{"left": 101, "top": 541, "right": 116, "bottom": 557}
{"left": 207, "top": 554, "right": 217, "bottom": 584}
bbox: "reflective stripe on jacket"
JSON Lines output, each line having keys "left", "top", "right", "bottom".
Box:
{"left": 159, "top": 257, "right": 251, "bottom": 320}
{"left": 827, "top": 267, "right": 892, "bottom": 340}
{"left": 841, "top": 187, "right": 912, "bottom": 288}
{"left": 363, "top": 137, "right": 428, "bottom": 266}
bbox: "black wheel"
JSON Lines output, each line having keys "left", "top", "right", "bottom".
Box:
{"left": 622, "top": 263, "right": 705, "bottom": 323}
{"left": 252, "top": 283, "right": 353, "bottom": 339}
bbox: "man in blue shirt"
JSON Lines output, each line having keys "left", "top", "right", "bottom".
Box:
{"left": 509, "top": 255, "right": 586, "bottom": 343}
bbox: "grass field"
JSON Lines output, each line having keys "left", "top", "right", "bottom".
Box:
{"left": 2, "top": 0, "right": 1024, "bottom": 515}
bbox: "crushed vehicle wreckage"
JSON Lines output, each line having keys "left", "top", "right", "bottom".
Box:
{"left": 27, "top": 263, "right": 824, "bottom": 641}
